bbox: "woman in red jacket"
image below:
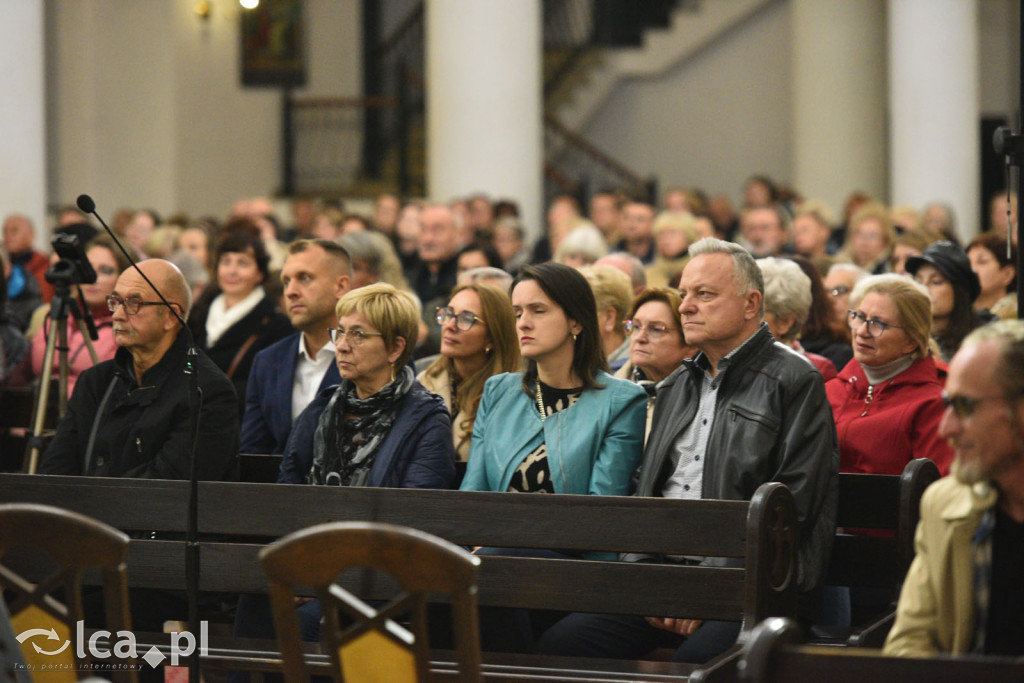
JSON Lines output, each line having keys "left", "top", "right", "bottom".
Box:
{"left": 826, "top": 274, "right": 953, "bottom": 476}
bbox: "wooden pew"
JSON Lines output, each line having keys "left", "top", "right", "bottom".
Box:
{"left": 816, "top": 458, "right": 940, "bottom": 646}
{"left": 737, "top": 617, "right": 1024, "bottom": 683}
{"left": 0, "top": 473, "right": 799, "bottom": 682}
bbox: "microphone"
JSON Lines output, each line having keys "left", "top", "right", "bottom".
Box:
{"left": 76, "top": 194, "right": 191, "bottom": 333}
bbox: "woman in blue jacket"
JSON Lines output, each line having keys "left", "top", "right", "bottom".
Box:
{"left": 460, "top": 263, "right": 647, "bottom": 653}
{"left": 461, "top": 263, "right": 646, "bottom": 498}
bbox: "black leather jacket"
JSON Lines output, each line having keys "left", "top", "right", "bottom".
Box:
{"left": 634, "top": 324, "right": 838, "bottom": 596}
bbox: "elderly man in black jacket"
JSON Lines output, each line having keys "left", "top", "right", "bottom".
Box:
{"left": 39, "top": 258, "right": 238, "bottom": 479}
{"left": 539, "top": 238, "right": 838, "bottom": 663}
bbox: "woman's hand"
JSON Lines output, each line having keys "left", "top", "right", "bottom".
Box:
{"left": 645, "top": 616, "right": 702, "bottom": 636}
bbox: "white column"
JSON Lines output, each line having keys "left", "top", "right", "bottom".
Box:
{"left": 0, "top": 0, "right": 47, "bottom": 246}
{"left": 426, "top": 0, "right": 543, "bottom": 241}
{"left": 888, "top": 0, "right": 980, "bottom": 237}
{"left": 791, "top": 0, "right": 886, "bottom": 213}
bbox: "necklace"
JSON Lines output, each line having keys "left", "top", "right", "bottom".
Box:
{"left": 535, "top": 380, "right": 546, "bottom": 421}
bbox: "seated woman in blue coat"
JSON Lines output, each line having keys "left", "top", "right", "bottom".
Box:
{"left": 278, "top": 282, "right": 456, "bottom": 489}
{"left": 235, "top": 283, "right": 455, "bottom": 653}
{"left": 459, "top": 263, "right": 647, "bottom": 652}
{"left": 461, "top": 262, "right": 647, "bottom": 499}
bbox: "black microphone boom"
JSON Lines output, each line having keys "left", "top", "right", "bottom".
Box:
{"left": 75, "top": 194, "right": 191, "bottom": 333}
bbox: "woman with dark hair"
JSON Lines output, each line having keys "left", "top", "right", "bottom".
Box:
{"left": 907, "top": 241, "right": 995, "bottom": 361}
{"left": 786, "top": 255, "right": 853, "bottom": 371}
{"left": 190, "top": 221, "right": 292, "bottom": 406}
{"left": 455, "top": 241, "right": 503, "bottom": 275}
{"left": 461, "top": 262, "right": 646, "bottom": 500}
{"left": 459, "top": 263, "right": 646, "bottom": 652}
{"left": 967, "top": 232, "right": 1017, "bottom": 320}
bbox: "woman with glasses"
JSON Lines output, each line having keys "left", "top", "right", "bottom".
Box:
{"left": 29, "top": 234, "right": 130, "bottom": 396}
{"left": 825, "top": 274, "right": 953, "bottom": 476}
{"left": 277, "top": 282, "right": 456, "bottom": 489}
{"left": 417, "top": 284, "right": 520, "bottom": 463}
{"left": 614, "top": 287, "right": 696, "bottom": 439}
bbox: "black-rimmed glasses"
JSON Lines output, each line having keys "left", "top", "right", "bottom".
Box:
{"left": 436, "top": 306, "right": 484, "bottom": 331}
{"left": 942, "top": 391, "right": 1004, "bottom": 419}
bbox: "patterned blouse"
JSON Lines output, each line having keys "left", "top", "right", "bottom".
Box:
{"left": 507, "top": 381, "right": 583, "bottom": 493}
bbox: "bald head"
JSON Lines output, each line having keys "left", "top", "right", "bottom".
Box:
{"left": 117, "top": 259, "right": 192, "bottom": 319}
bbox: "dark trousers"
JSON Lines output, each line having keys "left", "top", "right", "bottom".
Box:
{"left": 537, "top": 613, "right": 741, "bottom": 664}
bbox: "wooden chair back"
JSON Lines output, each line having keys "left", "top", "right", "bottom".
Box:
{"left": 0, "top": 503, "right": 136, "bottom": 683}
{"left": 260, "top": 521, "right": 482, "bottom": 683}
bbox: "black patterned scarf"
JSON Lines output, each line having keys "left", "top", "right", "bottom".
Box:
{"left": 308, "top": 365, "right": 414, "bottom": 486}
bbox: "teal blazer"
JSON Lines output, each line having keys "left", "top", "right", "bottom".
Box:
{"left": 461, "top": 371, "right": 647, "bottom": 496}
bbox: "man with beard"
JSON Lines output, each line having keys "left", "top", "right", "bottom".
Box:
{"left": 885, "top": 320, "right": 1024, "bottom": 657}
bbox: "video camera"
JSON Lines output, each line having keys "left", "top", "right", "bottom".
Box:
{"left": 45, "top": 233, "right": 97, "bottom": 286}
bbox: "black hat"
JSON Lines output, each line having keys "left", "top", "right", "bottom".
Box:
{"left": 905, "top": 241, "right": 980, "bottom": 302}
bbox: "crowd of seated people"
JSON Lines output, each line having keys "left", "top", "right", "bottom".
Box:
{"left": 2, "top": 178, "right": 1023, "bottom": 664}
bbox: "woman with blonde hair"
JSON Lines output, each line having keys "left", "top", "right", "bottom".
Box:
{"left": 419, "top": 283, "right": 520, "bottom": 462}
{"left": 840, "top": 202, "right": 896, "bottom": 275}
{"left": 825, "top": 274, "right": 953, "bottom": 476}
{"left": 278, "top": 283, "right": 456, "bottom": 488}
{"left": 646, "top": 211, "right": 700, "bottom": 288}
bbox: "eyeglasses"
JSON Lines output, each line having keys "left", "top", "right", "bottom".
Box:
{"left": 942, "top": 391, "right": 1004, "bottom": 419}
{"left": 829, "top": 285, "right": 850, "bottom": 297}
{"left": 329, "top": 327, "right": 384, "bottom": 346}
{"left": 106, "top": 295, "right": 167, "bottom": 316}
{"left": 847, "top": 310, "right": 904, "bottom": 338}
{"left": 624, "top": 320, "right": 672, "bottom": 340}
{"left": 435, "top": 306, "right": 484, "bottom": 331}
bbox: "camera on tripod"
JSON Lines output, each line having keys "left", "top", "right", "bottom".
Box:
{"left": 45, "top": 233, "right": 97, "bottom": 287}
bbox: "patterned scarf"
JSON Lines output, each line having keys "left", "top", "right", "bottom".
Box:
{"left": 308, "top": 365, "right": 414, "bottom": 486}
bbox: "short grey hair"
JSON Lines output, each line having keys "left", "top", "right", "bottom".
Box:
{"left": 555, "top": 223, "right": 608, "bottom": 265}
{"left": 757, "top": 257, "right": 811, "bottom": 341}
{"left": 594, "top": 253, "right": 646, "bottom": 292}
{"left": 688, "top": 237, "right": 765, "bottom": 313}
{"left": 458, "top": 266, "right": 513, "bottom": 291}
{"left": 963, "top": 319, "right": 1024, "bottom": 401}
{"left": 827, "top": 262, "right": 870, "bottom": 281}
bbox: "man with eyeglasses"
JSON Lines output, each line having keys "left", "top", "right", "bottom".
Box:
{"left": 886, "top": 319, "right": 1024, "bottom": 657}
{"left": 38, "top": 259, "right": 239, "bottom": 480}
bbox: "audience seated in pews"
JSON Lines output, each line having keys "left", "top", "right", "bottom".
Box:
{"left": 538, "top": 237, "right": 838, "bottom": 665}
{"left": 240, "top": 239, "right": 351, "bottom": 455}
{"left": 826, "top": 274, "right": 954, "bottom": 477}
{"left": 885, "top": 320, "right": 1024, "bottom": 657}
{"left": 417, "top": 283, "right": 520, "bottom": 463}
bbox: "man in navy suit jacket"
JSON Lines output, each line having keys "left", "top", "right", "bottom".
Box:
{"left": 240, "top": 239, "right": 351, "bottom": 454}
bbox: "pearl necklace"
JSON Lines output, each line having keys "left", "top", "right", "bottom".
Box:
{"left": 535, "top": 380, "right": 546, "bottom": 421}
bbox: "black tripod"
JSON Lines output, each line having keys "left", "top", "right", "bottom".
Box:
{"left": 24, "top": 260, "right": 99, "bottom": 474}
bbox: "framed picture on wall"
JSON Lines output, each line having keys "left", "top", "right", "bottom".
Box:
{"left": 241, "top": 0, "right": 306, "bottom": 87}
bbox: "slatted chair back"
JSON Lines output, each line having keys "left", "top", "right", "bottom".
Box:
{"left": 260, "top": 521, "right": 482, "bottom": 683}
{"left": 0, "top": 503, "right": 136, "bottom": 683}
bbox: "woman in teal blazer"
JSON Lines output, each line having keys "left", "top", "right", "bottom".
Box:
{"left": 461, "top": 263, "right": 646, "bottom": 500}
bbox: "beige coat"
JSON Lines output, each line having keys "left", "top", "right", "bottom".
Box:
{"left": 417, "top": 364, "right": 472, "bottom": 462}
{"left": 883, "top": 474, "right": 998, "bottom": 656}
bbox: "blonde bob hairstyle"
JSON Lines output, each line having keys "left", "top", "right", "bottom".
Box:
{"left": 335, "top": 282, "right": 419, "bottom": 370}
{"left": 849, "top": 273, "right": 933, "bottom": 361}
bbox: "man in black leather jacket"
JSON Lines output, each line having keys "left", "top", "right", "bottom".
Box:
{"left": 539, "top": 237, "right": 838, "bottom": 663}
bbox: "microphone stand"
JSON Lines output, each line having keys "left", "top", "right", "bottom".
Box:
{"left": 77, "top": 195, "right": 203, "bottom": 683}
{"left": 992, "top": 1, "right": 1024, "bottom": 319}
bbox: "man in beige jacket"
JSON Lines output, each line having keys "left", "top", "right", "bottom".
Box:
{"left": 885, "top": 319, "right": 1024, "bottom": 656}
